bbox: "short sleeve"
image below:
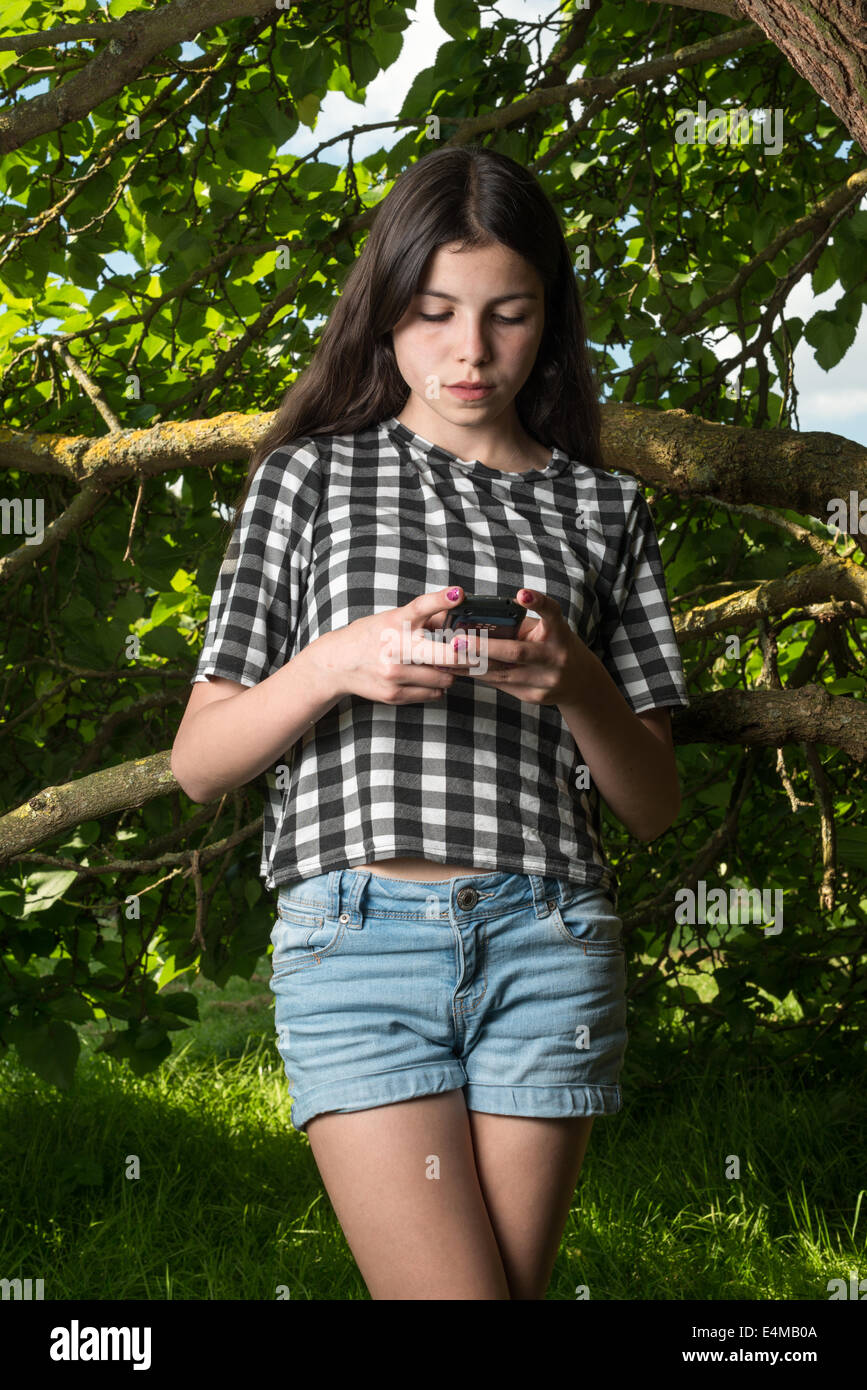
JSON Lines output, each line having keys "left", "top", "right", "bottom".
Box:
{"left": 190, "top": 439, "right": 321, "bottom": 688}
{"left": 595, "top": 484, "right": 689, "bottom": 714}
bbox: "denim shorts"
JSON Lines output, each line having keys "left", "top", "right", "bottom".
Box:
{"left": 268, "top": 868, "right": 628, "bottom": 1134}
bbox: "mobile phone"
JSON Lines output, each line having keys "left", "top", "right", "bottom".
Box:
{"left": 445, "top": 595, "right": 523, "bottom": 640}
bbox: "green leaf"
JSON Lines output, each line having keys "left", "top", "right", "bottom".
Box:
{"left": 295, "top": 93, "right": 320, "bottom": 129}
{"left": 368, "top": 25, "right": 403, "bottom": 69}
{"left": 804, "top": 308, "right": 858, "bottom": 371}
{"left": 11, "top": 1018, "right": 80, "bottom": 1089}
{"left": 49, "top": 994, "right": 94, "bottom": 1024}
{"left": 837, "top": 827, "right": 867, "bottom": 869}
{"left": 296, "top": 161, "right": 341, "bottom": 192}
{"left": 22, "top": 869, "right": 79, "bottom": 916}
{"left": 435, "top": 0, "right": 479, "bottom": 39}
{"left": 159, "top": 990, "right": 199, "bottom": 1020}
{"left": 145, "top": 625, "right": 190, "bottom": 660}
{"left": 811, "top": 245, "right": 838, "bottom": 296}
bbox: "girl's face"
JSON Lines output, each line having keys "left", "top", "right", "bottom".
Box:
{"left": 390, "top": 240, "right": 545, "bottom": 436}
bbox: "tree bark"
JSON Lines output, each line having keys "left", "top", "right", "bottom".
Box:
{"left": 1, "top": 403, "right": 864, "bottom": 513}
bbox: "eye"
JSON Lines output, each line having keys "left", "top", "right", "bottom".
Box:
{"left": 418, "top": 312, "right": 527, "bottom": 324}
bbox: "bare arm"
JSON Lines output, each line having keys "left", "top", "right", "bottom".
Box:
{"left": 557, "top": 643, "right": 681, "bottom": 842}
{"left": 170, "top": 637, "right": 342, "bottom": 804}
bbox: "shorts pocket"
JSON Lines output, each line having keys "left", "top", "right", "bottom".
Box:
{"left": 270, "top": 896, "right": 345, "bottom": 975}
{"left": 549, "top": 891, "right": 624, "bottom": 955}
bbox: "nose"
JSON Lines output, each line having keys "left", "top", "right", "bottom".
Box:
{"left": 456, "top": 313, "right": 490, "bottom": 365}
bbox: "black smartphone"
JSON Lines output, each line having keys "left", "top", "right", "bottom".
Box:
{"left": 445, "top": 594, "right": 523, "bottom": 640}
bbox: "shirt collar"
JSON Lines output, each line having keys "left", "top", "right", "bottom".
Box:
{"left": 381, "top": 416, "right": 571, "bottom": 482}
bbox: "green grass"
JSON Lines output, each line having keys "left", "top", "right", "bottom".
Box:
{"left": 0, "top": 954, "right": 864, "bottom": 1300}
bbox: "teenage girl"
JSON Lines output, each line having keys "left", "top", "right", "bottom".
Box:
{"left": 171, "top": 146, "right": 689, "bottom": 1300}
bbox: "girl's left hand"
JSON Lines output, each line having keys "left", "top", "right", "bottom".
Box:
{"left": 432, "top": 588, "right": 588, "bottom": 707}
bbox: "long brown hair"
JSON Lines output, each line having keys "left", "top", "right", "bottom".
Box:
{"left": 229, "top": 144, "right": 602, "bottom": 524}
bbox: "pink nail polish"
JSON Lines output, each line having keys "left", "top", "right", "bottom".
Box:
{"left": 520, "top": 589, "right": 533, "bottom": 603}
{"left": 447, "top": 588, "right": 461, "bottom": 601}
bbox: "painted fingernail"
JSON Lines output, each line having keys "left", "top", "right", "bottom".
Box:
{"left": 519, "top": 589, "right": 534, "bottom": 603}
{"left": 453, "top": 635, "right": 467, "bottom": 650}
{"left": 447, "top": 587, "right": 461, "bottom": 601}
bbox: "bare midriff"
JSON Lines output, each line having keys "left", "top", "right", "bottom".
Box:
{"left": 353, "top": 856, "right": 489, "bottom": 881}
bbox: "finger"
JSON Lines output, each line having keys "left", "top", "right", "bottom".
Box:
{"left": 452, "top": 634, "right": 524, "bottom": 665}
{"left": 409, "top": 632, "right": 467, "bottom": 665}
{"left": 421, "top": 608, "right": 448, "bottom": 632}
{"left": 405, "top": 657, "right": 457, "bottom": 679}
{"left": 403, "top": 584, "right": 465, "bottom": 625}
{"left": 516, "top": 587, "right": 563, "bottom": 622}
{"left": 394, "top": 686, "right": 451, "bottom": 702}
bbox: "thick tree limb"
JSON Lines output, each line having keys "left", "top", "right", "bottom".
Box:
{"left": 677, "top": 554, "right": 867, "bottom": 637}
{"left": 3, "top": 683, "right": 865, "bottom": 863}
{"left": 0, "top": 751, "right": 177, "bottom": 863}
{"left": 1, "top": 403, "right": 864, "bottom": 518}
{"left": 600, "top": 404, "right": 867, "bottom": 515}
{"left": 0, "top": 410, "right": 267, "bottom": 483}
{"left": 0, "top": 0, "right": 281, "bottom": 156}
{"left": 2, "top": 404, "right": 864, "bottom": 581}
{"left": 674, "top": 684, "right": 867, "bottom": 761}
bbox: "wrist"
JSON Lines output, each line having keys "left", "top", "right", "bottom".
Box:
{"left": 304, "top": 629, "right": 348, "bottom": 703}
{"left": 555, "top": 635, "right": 597, "bottom": 712}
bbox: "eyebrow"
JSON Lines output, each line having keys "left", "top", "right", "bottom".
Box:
{"left": 416, "top": 290, "right": 538, "bottom": 304}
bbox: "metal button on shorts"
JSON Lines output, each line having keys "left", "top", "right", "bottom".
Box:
{"left": 456, "top": 886, "right": 479, "bottom": 910}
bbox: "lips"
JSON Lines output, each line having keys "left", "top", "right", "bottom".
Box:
{"left": 447, "top": 383, "right": 494, "bottom": 398}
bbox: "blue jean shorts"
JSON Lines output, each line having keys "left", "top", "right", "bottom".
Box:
{"left": 268, "top": 868, "right": 628, "bottom": 1134}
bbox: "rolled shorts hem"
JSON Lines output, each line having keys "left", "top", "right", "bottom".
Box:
{"left": 463, "top": 1081, "right": 621, "bottom": 1119}
{"left": 288, "top": 1062, "right": 467, "bottom": 1133}
{"left": 287, "top": 1064, "right": 621, "bottom": 1133}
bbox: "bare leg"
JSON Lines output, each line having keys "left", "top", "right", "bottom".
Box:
{"left": 467, "top": 1111, "right": 595, "bottom": 1300}
{"left": 305, "top": 1089, "right": 512, "bottom": 1300}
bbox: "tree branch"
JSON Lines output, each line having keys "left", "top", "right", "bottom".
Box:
{"left": 2, "top": 403, "right": 864, "bottom": 520}
{"left": 676, "top": 554, "right": 867, "bottom": 639}
{"left": 639, "top": 0, "right": 743, "bottom": 15}
{"left": 0, "top": 0, "right": 282, "bottom": 156}
{"left": 674, "top": 685, "right": 867, "bottom": 762}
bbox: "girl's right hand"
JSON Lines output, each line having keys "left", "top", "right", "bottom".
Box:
{"left": 310, "top": 586, "right": 468, "bottom": 704}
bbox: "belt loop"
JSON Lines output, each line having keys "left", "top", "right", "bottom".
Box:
{"left": 345, "top": 869, "right": 370, "bottom": 927}
{"left": 529, "top": 874, "right": 552, "bottom": 919}
{"left": 327, "top": 870, "right": 340, "bottom": 924}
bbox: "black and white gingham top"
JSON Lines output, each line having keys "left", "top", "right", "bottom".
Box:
{"left": 190, "top": 415, "right": 689, "bottom": 904}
